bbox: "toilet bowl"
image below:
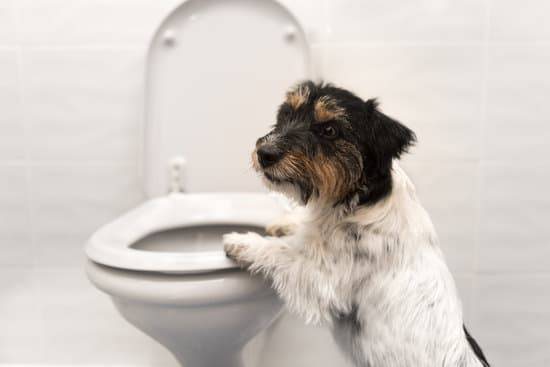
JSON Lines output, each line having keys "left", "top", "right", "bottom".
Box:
{"left": 85, "top": 0, "right": 310, "bottom": 365}
{"left": 86, "top": 193, "right": 288, "bottom": 367}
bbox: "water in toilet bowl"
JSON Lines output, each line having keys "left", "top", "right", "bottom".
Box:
{"left": 130, "top": 224, "right": 265, "bottom": 253}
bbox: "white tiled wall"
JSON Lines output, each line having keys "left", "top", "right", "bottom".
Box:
{"left": 0, "top": 1, "right": 548, "bottom": 366}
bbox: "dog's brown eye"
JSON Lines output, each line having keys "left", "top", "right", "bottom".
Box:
{"left": 321, "top": 125, "right": 337, "bottom": 138}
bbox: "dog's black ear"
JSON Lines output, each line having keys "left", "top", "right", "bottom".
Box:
{"left": 365, "top": 98, "right": 379, "bottom": 119}
{"left": 365, "top": 99, "right": 416, "bottom": 161}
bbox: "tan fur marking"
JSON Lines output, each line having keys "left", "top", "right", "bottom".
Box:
{"left": 274, "top": 152, "right": 305, "bottom": 178}
{"left": 314, "top": 96, "right": 346, "bottom": 122}
{"left": 255, "top": 139, "right": 363, "bottom": 203}
{"left": 271, "top": 146, "right": 361, "bottom": 203}
{"left": 286, "top": 84, "right": 311, "bottom": 109}
{"left": 311, "top": 156, "right": 343, "bottom": 199}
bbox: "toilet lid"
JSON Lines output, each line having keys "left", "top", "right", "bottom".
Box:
{"left": 85, "top": 193, "right": 290, "bottom": 274}
{"left": 144, "top": 0, "right": 310, "bottom": 198}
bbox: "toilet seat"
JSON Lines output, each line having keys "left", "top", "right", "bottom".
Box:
{"left": 85, "top": 192, "right": 289, "bottom": 274}
{"left": 86, "top": 0, "right": 308, "bottom": 276}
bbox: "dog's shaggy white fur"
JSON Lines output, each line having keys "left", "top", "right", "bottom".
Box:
{"left": 224, "top": 162, "right": 484, "bottom": 367}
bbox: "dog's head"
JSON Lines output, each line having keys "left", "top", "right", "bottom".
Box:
{"left": 253, "top": 81, "right": 416, "bottom": 206}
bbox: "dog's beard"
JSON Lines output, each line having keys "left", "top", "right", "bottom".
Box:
{"left": 258, "top": 170, "right": 304, "bottom": 204}
{"left": 252, "top": 149, "right": 302, "bottom": 202}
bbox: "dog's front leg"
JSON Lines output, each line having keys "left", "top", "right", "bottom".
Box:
{"left": 265, "top": 206, "right": 305, "bottom": 237}
{"left": 222, "top": 231, "right": 285, "bottom": 267}
{"left": 223, "top": 232, "right": 344, "bottom": 324}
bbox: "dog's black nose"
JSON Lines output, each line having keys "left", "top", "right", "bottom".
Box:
{"left": 257, "top": 146, "right": 282, "bottom": 168}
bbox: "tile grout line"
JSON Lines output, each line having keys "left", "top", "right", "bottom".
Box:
{"left": 471, "top": 0, "right": 493, "bottom": 324}
{"left": 13, "top": 43, "right": 147, "bottom": 51}
{"left": 12, "top": 41, "right": 550, "bottom": 51}
{"left": 474, "top": 271, "right": 550, "bottom": 278}
{"left": 12, "top": 0, "right": 34, "bottom": 262}
{"left": 0, "top": 160, "right": 138, "bottom": 167}
{"left": 136, "top": 46, "right": 146, "bottom": 198}
{"left": 12, "top": 0, "right": 48, "bottom": 359}
{"left": 310, "top": 40, "right": 550, "bottom": 48}
{"left": 13, "top": 0, "right": 33, "bottom": 308}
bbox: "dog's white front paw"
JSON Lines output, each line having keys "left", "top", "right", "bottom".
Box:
{"left": 223, "top": 232, "right": 267, "bottom": 267}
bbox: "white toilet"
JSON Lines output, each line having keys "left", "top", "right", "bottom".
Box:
{"left": 85, "top": 0, "right": 310, "bottom": 366}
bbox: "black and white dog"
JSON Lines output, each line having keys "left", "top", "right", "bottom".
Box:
{"left": 223, "top": 81, "right": 489, "bottom": 367}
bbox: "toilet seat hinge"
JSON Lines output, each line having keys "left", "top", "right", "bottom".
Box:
{"left": 168, "top": 156, "right": 187, "bottom": 193}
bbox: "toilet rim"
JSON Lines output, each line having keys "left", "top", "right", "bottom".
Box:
{"left": 85, "top": 259, "right": 281, "bottom": 306}
{"left": 85, "top": 192, "right": 289, "bottom": 274}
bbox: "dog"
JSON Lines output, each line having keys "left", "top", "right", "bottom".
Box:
{"left": 223, "top": 81, "right": 489, "bottom": 367}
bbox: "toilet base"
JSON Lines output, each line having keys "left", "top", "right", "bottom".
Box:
{"left": 86, "top": 260, "right": 283, "bottom": 367}
{"left": 113, "top": 298, "right": 278, "bottom": 367}
{"left": 171, "top": 349, "right": 244, "bottom": 367}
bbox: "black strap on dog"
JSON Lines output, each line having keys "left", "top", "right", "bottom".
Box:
{"left": 463, "top": 325, "right": 490, "bottom": 367}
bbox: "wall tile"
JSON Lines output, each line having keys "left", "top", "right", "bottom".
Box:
{"left": 20, "top": 49, "right": 143, "bottom": 163}
{"left": 474, "top": 275, "right": 550, "bottom": 367}
{"left": 0, "top": 267, "right": 45, "bottom": 362}
{"left": 319, "top": 44, "right": 484, "bottom": 138}
{"left": 277, "top": 0, "right": 324, "bottom": 43}
{"left": 401, "top": 159, "right": 478, "bottom": 274}
{"left": 0, "top": 166, "right": 33, "bottom": 266}
{"left": 489, "top": 0, "right": 550, "bottom": 42}
{"left": 259, "top": 312, "right": 352, "bottom": 367}
{"left": 324, "top": 0, "right": 487, "bottom": 42}
{"left": 0, "top": 49, "right": 24, "bottom": 162}
{"left": 484, "top": 45, "right": 550, "bottom": 162}
{"left": 411, "top": 121, "right": 480, "bottom": 161}
{"left": 478, "top": 161, "right": 550, "bottom": 273}
{"left": 18, "top": 0, "right": 182, "bottom": 46}
{"left": 35, "top": 268, "right": 177, "bottom": 365}
{"left": 455, "top": 274, "right": 475, "bottom": 324}
{"left": 31, "top": 164, "right": 143, "bottom": 268}
{"left": 0, "top": 0, "right": 17, "bottom": 45}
